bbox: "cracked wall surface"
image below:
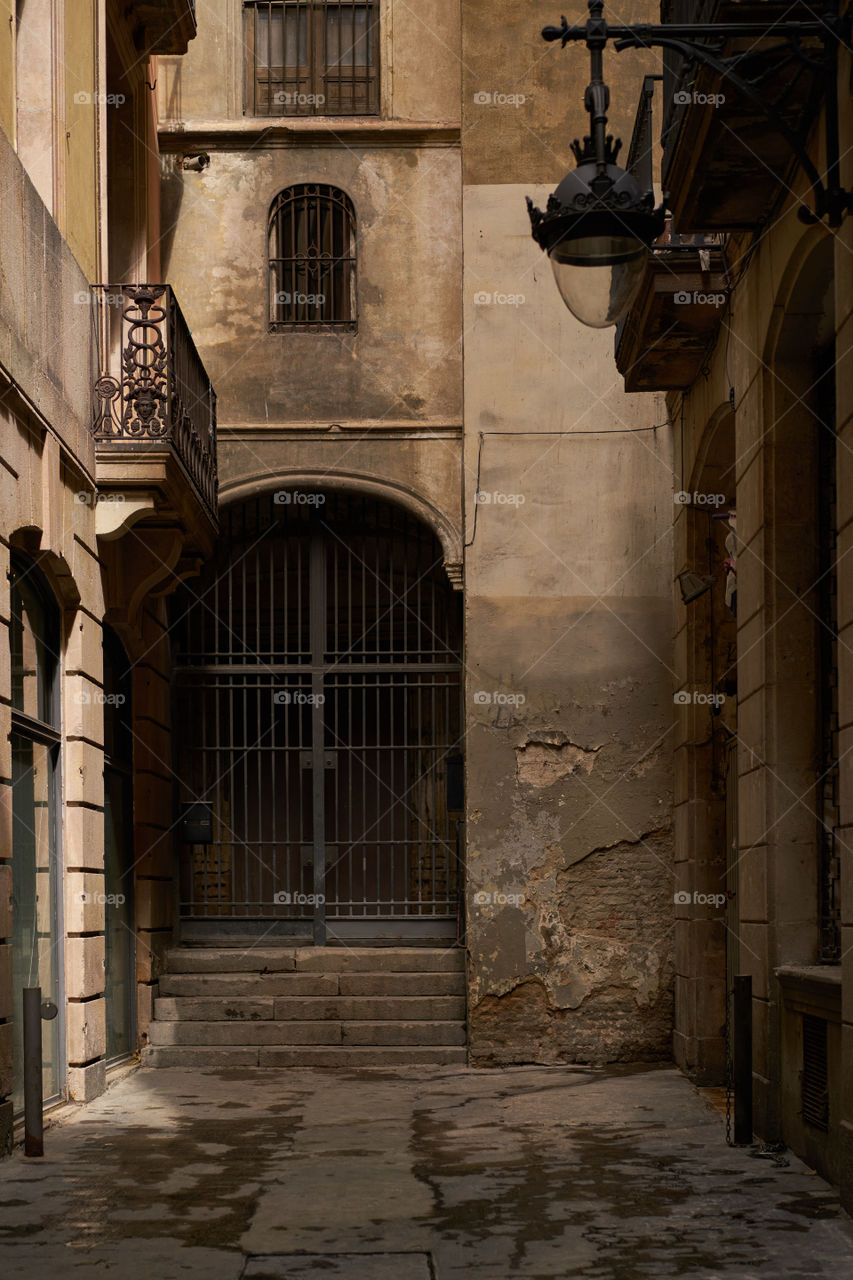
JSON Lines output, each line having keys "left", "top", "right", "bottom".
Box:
{"left": 462, "top": 182, "right": 674, "bottom": 1064}
{"left": 464, "top": 597, "right": 675, "bottom": 1064}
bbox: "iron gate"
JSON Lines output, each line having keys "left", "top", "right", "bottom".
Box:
{"left": 172, "top": 491, "right": 463, "bottom": 944}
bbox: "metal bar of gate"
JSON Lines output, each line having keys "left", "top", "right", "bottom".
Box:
{"left": 310, "top": 524, "right": 327, "bottom": 945}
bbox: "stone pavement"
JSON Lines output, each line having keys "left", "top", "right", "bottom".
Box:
{"left": 1, "top": 1063, "right": 852, "bottom": 1279}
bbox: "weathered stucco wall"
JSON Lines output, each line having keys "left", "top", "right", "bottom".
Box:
{"left": 461, "top": 0, "right": 656, "bottom": 186}
{"left": 462, "top": 182, "right": 674, "bottom": 1064}
{"left": 158, "top": 0, "right": 460, "bottom": 123}
{"left": 159, "top": 143, "right": 462, "bottom": 426}
{"left": 215, "top": 429, "right": 463, "bottom": 581}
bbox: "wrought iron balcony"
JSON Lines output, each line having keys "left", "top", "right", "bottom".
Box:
{"left": 92, "top": 284, "right": 217, "bottom": 527}
{"left": 659, "top": 0, "right": 826, "bottom": 231}
{"left": 614, "top": 75, "right": 729, "bottom": 391}
{"left": 615, "top": 232, "right": 728, "bottom": 390}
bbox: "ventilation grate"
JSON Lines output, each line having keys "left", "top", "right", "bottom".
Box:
{"left": 802, "top": 1014, "right": 829, "bottom": 1131}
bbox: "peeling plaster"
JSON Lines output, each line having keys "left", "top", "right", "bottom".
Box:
{"left": 516, "top": 738, "right": 601, "bottom": 787}
{"left": 469, "top": 829, "right": 674, "bottom": 1064}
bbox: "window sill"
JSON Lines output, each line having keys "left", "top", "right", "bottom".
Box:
{"left": 268, "top": 324, "right": 357, "bottom": 335}
{"left": 159, "top": 117, "right": 461, "bottom": 148}
{"left": 776, "top": 964, "right": 842, "bottom": 1021}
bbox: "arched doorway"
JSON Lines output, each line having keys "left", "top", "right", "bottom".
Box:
{"left": 171, "top": 489, "right": 464, "bottom": 944}
{"left": 762, "top": 233, "right": 839, "bottom": 1169}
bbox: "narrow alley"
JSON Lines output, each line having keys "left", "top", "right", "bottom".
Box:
{"left": 3, "top": 1064, "right": 852, "bottom": 1279}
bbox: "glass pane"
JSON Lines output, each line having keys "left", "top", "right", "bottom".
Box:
{"left": 258, "top": 6, "right": 305, "bottom": 67}
{"left": 10, "top": 566, "right": 57, "bottom": 724}
{"left": 326, "top": 6, "right": 372, "bottom": 68}
{"left": 257, "top": 8, "right": 279, "bottom": 66}
{"left": 11, "top": 735, "right": 61, "bottom": 1111}
{"left": 103, "top": 630, "right": 133, "bottom": 766}
{"left": 286, "top": 6, "right": 307, "bottom": 66}
{"left": 104, "top": 768, "right": 134, "bottom": 1061}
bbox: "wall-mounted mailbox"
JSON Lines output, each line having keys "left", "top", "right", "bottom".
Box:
{"left": 446, "top": 754, "right": 464, "bottom": 812}
{"left": 180, "top": 802, "right": 214, "bottom": 843}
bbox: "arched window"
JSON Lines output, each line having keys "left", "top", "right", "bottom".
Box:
{"left": 268, "top": 184, "right": 357, "bottom": 329}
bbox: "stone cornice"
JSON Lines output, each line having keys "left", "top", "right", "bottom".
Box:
{"left": 217, "top": 421, "right": 462, "bottom": 441}
{"left": 158, "top": 118, "right": 461, "bottom": 150}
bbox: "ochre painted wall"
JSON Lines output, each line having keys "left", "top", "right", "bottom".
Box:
{"left": 64, "top": 1, "right": 99, "bottom": 283}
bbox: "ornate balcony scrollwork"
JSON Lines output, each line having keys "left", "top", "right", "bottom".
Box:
{"left": 93, "top": 374, "right": 121, "bottom": 437}
{"left": 121, "top": 286, "right": 170, "bottom": 439}
{"left": 91, "top": 284, "right": 217, "bottom": 522}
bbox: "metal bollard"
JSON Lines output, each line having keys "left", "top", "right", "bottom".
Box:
{"left": 733, "top": 974, "right": 753, "bottom": 1145}
{"left": 23, "top": 987, "right": 58, "bottom": 1158}
{"left": 23, "top": 987, "right": 44, "bottom": 1157}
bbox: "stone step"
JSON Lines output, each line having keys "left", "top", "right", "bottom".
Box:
{"left": 163, "top": 946, "right": 465, "bottom": 974}
{"left": 343, "top": 1021, "right": 466, "bottom": 1047}
{"left": 149, "top": 1019, "right": 341, "bottom": 1046}
{"left": 158, "top": 971, "right": 465, "bottom": 998}
{"left": 154, "top": 994, "right": 467, "bottom": 1022}
{"left": 148, "top": 1019, "right": 466, "bottom": 1047}
{"left": 158, "top": 973, "right": 339, "bottom": 998}
{"left": 142, "top": 1044, "right": 468, "bottom": 1068}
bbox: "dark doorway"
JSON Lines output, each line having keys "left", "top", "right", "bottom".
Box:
{"left": 171, "top": 490, "right": 463, "bottom": 944}
{"left": 103, "top": 628, "right": 135, "bottom": 1061}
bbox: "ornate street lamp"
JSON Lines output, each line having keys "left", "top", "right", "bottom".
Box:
{"left": 527, "top": 1, "right": 665, "bottom": 327}
{"left": 529, "top": 0, "right": 853, "bottom": 328}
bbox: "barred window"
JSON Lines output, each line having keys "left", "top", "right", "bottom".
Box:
{"left": 244, "top": 1, "right": 379, "bottom": 116}
{"left": 269, "top": 184, "right": 357, "bottom": 329}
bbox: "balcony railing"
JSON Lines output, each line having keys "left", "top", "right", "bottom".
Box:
{"left": 127, "top": 1, "right": 198, "bottom": 55}
{"left": 92, "top": 284, "right": 217, "bottom": 522}
{"left": 657, "top": 0, "right": 826, "bottom": 230}
{"left": 616, "top": 71, "right": 729, "bottom": 392}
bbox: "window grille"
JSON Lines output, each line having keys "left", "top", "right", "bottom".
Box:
{"left": 268, "top": 184, "right": 357, "bottom": 329}
{"left": 244, "top": 0, "right": 379, "bottom": 116}
{"left": 171, "top": 492, "right": 464, "bottom": 931}
{"left": 801, "top": 1014, "right": 829, "bottom": 1130}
